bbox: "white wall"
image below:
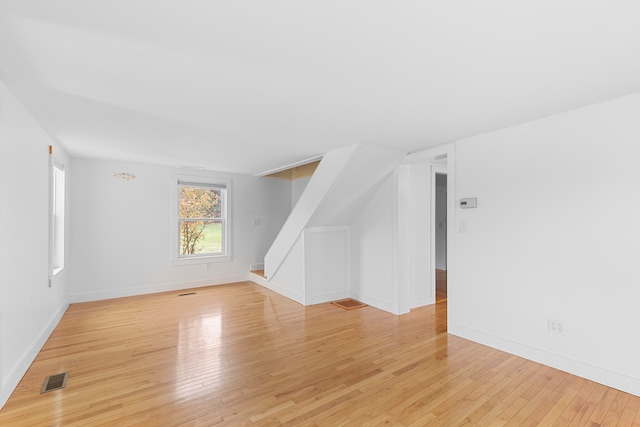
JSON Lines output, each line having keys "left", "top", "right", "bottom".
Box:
{"left": 351, "top": 176, "right": 395, "bottom": 312}
{"left": 403, "top": 153, "right": 455, "bottom": 309}
{"left": 304, "top": 227, "right": 350, "bottom": 305}
{"left": 450, "top": 92, "right": 640, "bottom": 396}
{"left": 265, "top": 145, "right": 358, "bottom": 279}
{"left": 264, "top": 144, "right": 404, "bottom": 280}
{"left": 0, "top": 81, "right": 71, "bottom": 408}
{"left": 69, "top": 159, "right": 291, "bottom": 301}
{"left": 265, "top": 144, "right": 405, "bottom": 311}
{"left": 266, "top": 236, "right": 305, "bottom": 304}
{"left": 291, "top": 176, "right": 311, "bottom": 209}
{"left": 406, "top": 162, "right": 433, "bottom": 308}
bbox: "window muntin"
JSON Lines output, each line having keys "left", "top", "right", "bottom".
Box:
{"left": 177, "top": 181, "right": 227, "bottom": 258}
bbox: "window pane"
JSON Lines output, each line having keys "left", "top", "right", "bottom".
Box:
{"left": 179, "top": 186, "right": 221, "bottom": 219}
{"left": 51, "top": 162, "right": 65, "bottom": 272}
{"left": 175, "top": 180, "right": 227, "bottom": 260}
{"left": 179, "top": 220, "right": 223, "bottom": 255}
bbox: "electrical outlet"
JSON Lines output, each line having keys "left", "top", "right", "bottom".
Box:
{"left": 548, "top": 318, "right": 565, "bottom": 335}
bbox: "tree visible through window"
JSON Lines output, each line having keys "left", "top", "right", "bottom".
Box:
{"left": 178, "top": 182, "right": 226, "bottom": 256}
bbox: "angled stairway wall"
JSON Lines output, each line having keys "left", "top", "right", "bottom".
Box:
{"left": 262, "top": 144, "right": 405, "bottom": 306}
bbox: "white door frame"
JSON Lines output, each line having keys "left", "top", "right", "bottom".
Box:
{"left": 430, "top": 165, "right": 448, "bottom": 300}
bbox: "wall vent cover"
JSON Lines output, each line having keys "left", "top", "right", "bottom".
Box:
{"left": 331, "top": 299, "right": 367, "bottom": 310}
{"left": 41, "top": 372, "right": 69, "bottom": 393}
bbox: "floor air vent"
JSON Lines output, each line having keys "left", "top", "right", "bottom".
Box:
{"left": 178, "top": 292, "right": 197, "bottom": 297}
{"left": 331, "top": 299, "right": 367, "bottom": 310}
{"left": 41, "top": 372, "right": 69, "bottom": 393}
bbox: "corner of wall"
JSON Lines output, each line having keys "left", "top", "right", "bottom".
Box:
{"left": 1, "top": 298, "right": 70, "bottom": 410}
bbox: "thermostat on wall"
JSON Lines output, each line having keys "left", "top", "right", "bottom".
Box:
{"left": 459, "top": 198, "right": 477, "bottom": 209}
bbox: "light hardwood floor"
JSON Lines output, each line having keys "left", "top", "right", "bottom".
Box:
{"left": 1, "top": 281, "right": 639, "bottom": 426}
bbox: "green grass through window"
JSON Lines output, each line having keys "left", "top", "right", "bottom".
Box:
{"left": 200, "top": 222, "right": 222, "bottom": 254}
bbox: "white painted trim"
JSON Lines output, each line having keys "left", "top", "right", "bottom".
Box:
{"left": 446, "top": 144, "right": 456, "bottom": 330}
{"left": 308, "top": 291, "right": 349, "bottom": 305}
{"left": 305, "top": 226, "right": 350, "bottom": 233}
{"left": 1, "top": 298, "right": 70, "bottom": 409}
{"left": 248, "top": 272, "right": 267, "bottom": 283}
{"left": 404, "top": 144, "right": 451, "bottom": 165}
{"left": 0, "top": 306, "right": 3, "bottom": 409}
{"left": 69, "top": 275, "right": 249, "bottom": 303}
{"left": 301, "top": 229, "right": 308, "bottom": 304}
{"left": 449, "top": 323, "right": 640, "bottom": 397}
{"left": 250, "top": 274, "right": 305, "bottom": 305}
{"left": 170, "top": 174, "right": 232, "bottom": 262}
{"left": 250, "top": 263, "right": 264, "bottom": 271}
{"left": 431, "top": 164, "right": 448, "bottom": 304}
{"left": 403, "top": 143, "right": 455, "bottom": 311}
{"left": 265, "top": 145, "right": 359, "bottom": 279}
{"left": 255, "top": 154, "right": 324, "bottom": 177}
{"left": 393, "top": 165, "right": 411, "bottom": 315}
{"left": 412, "top": 296, "right": 435, "bottom": 307}
{"left": 351, "top": 292, "right": 394, "bottom": 313}
{"left": 170, "top": 255, "right": 232, "bottom": 266}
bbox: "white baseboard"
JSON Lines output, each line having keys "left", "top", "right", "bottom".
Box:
{"left": 249, "top": 273, "right": 347, "bottom": 307}
{"left": 1, "top": 298, "right": 70, "bottom": 410}
{"left": 70, "top": 275, "right": 250, "bottom": 303}
{"left": 449, "top": 323, "right": 640, "bottom": 398}
{"left": 411, "top": 295, "right": 435, "bottom": 309}
{"left": 351, "top": 292, "right": 394, "bottom": 314}
{"left": 308, "top": 291, "right": 348, "bottom": 305}
{"left": 248, "top": 272, "right": 269, "bottom": 288}
{"left": 249, "top": 263, "right": 264, "bottom": 271}
{"left": 249, "top": 274, "right": 304, "bottom": 305}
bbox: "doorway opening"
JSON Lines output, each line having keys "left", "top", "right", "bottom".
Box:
{"left": 434, "top": 171, "right": 447, "bottom": 303}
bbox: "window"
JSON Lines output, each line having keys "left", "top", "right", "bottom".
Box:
{"left": 50, "top": 158, "right": 65, "bottom": 275}
{"left": 174, "top": 178, "right": 229, "bottom": 261}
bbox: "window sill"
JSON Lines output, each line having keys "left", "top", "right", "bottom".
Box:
{"left": 171, "top": 255, "right": 232, "bottom": 266}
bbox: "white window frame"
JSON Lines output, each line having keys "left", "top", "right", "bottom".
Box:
{"left": 171, "top": 175, "right": 232, "bottom": 264}
{"left": 49, "top": 157, "right": 65, "bottom": 276}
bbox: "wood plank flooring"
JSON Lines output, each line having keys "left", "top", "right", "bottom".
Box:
{"left": 1, "top": 281, "right": 639, "bottom": 426}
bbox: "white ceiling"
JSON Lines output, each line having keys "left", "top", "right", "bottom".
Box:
{"left": 1, "top": 1, "right": 639, "bottom": 174}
